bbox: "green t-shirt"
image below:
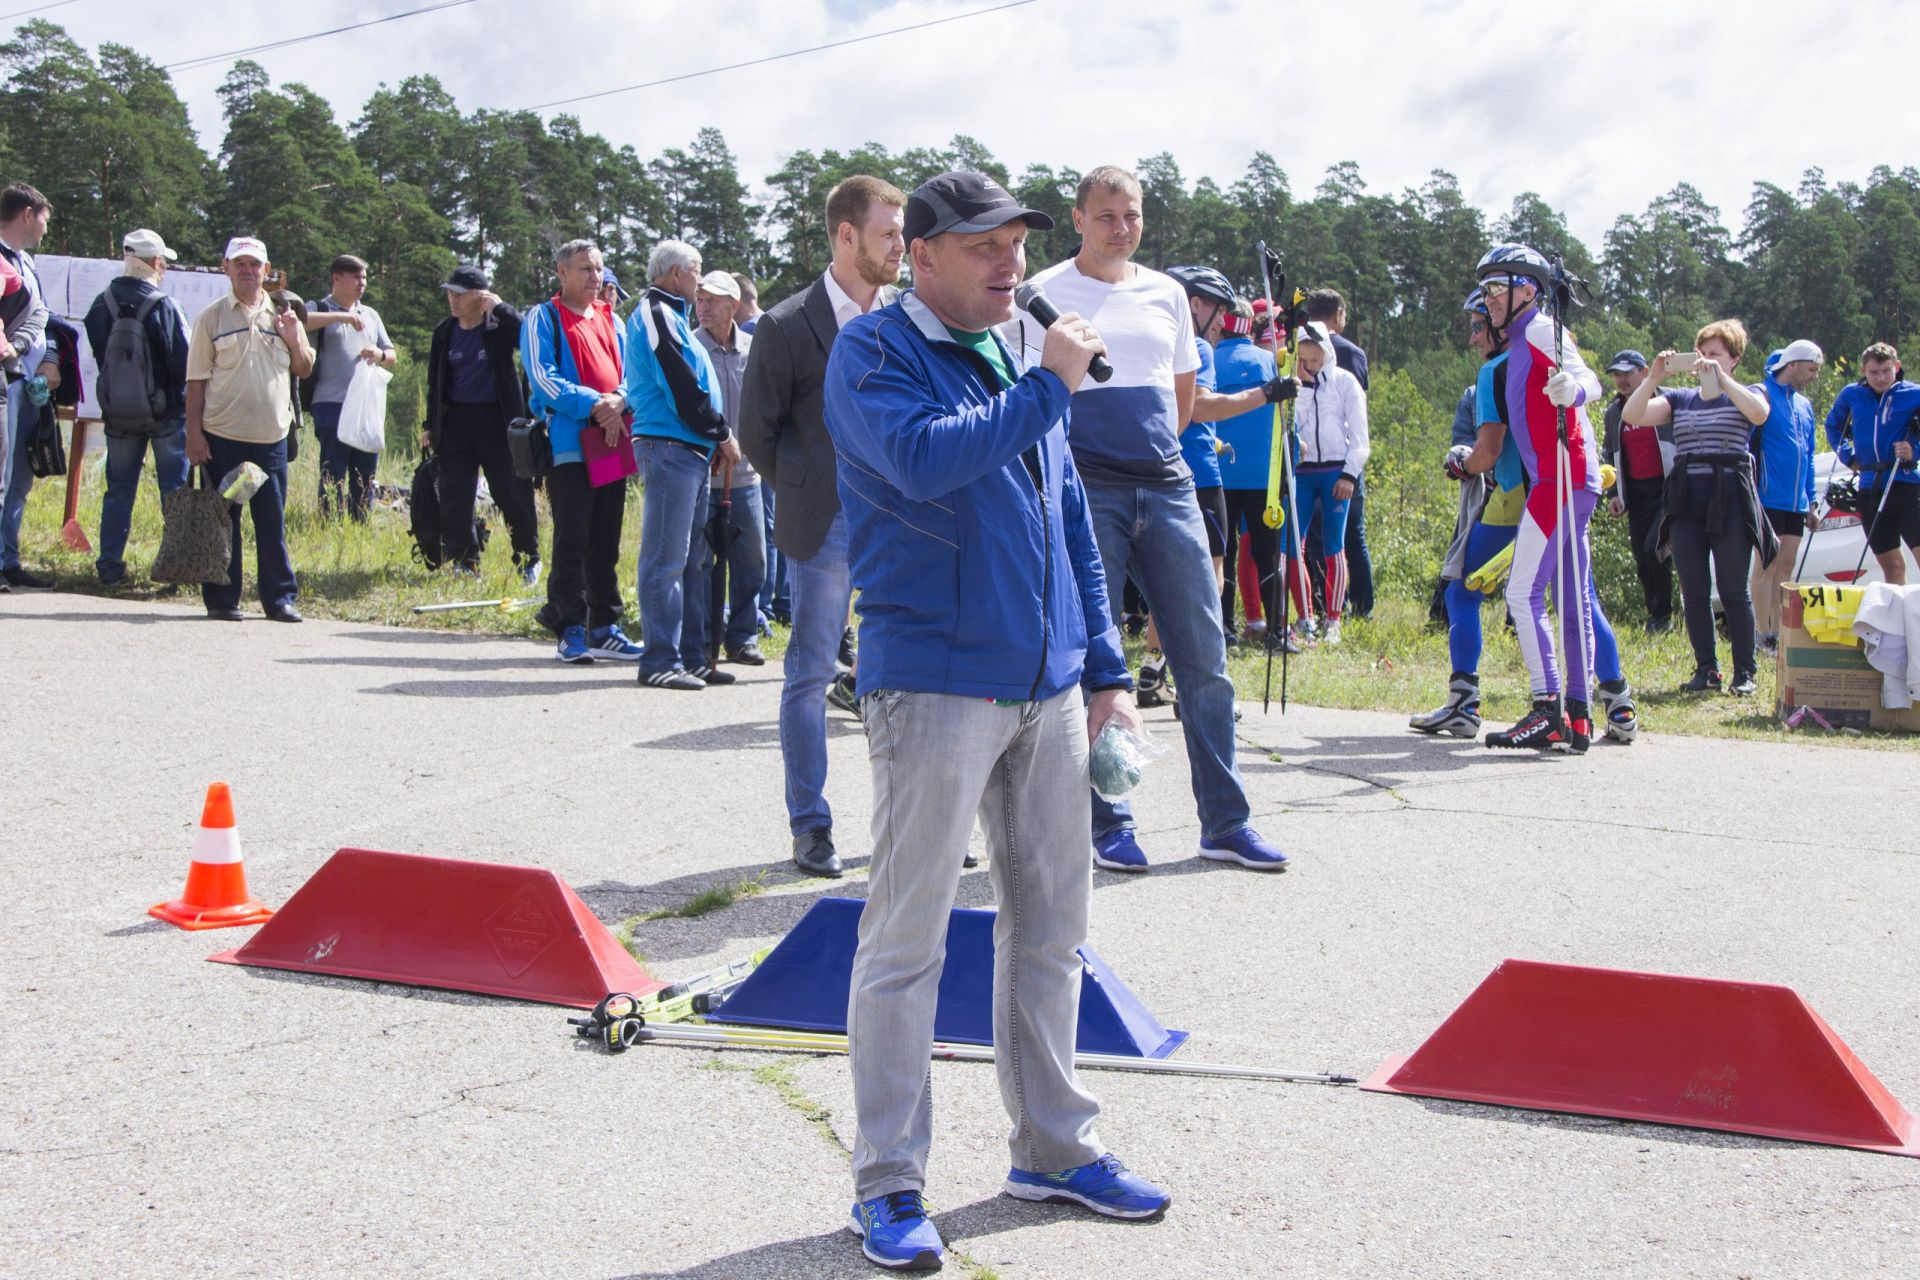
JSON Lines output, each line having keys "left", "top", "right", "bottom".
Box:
{"left": 946, "top": 325, "right": 1015, "bottom": 389}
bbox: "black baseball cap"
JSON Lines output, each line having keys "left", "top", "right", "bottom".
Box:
{"left": 1606, "top": 349, "right": 1649, "bottom": 373}
{"left": 441, "top": 263, "right": 490, "bottom": 293}
{"left": 904, "top": 170, "right": 1055, "bottom": 246}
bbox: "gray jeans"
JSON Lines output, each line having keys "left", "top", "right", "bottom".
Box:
{"left": 849, "top": 685, "right": 1105, "bottom": 1199}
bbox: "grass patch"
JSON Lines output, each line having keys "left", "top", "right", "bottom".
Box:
{"left": 628, "top": 873, "right": 769, "bottom": 927}
{"left": 1196, "top": 597, "right": 1917, "bottom": 751}
{"left": 17, "top": 431, "right": 640, "bottom": 636}
{"left": 23, "top": 429, "right": 1912, "bottom": 750}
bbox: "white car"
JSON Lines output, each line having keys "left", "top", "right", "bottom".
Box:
{"left": 1702, "top": 453, "right": 1916, "bottom": 610}
{"left": 1788, "top": 452, "right": 1918, "bottom": 587}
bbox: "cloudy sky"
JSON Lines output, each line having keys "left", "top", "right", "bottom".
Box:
{"left": 26, "top": 0, "right": 1914, "bottom": 249}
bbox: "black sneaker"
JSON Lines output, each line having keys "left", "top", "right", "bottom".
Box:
{"left": 640, "top": 668, "right": 704, "bottom": 691}
{"left": 1681, "top": 667, "right": 1723, "bottom": 694}
{"left": 1729, "top": 672, "right": 1757, "bottom": 697}
{"left": 725, "top": 642, "right": 766, "bottom": 666}
{"left": 3, "top": 566, "right": 54, "bottom": 590}
{"left": 827, "top": 672, "right": 860, "bottom": 716}
{"left": 687, "top": 663, "right": 737, "bottom": 686}
{"left": 1486, "top": 700, "right": 1569, "bottom": 751}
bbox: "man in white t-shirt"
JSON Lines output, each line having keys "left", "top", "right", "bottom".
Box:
{"left": 1014, "top": 165, "right": 1288, "bottom": 875}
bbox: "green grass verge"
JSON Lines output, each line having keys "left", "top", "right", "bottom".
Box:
{"left": 22, "top": 435, "right": 1912, "bottom": 750}
{"left": 1205, "top": 600, "right": 1917, "bottom": 751}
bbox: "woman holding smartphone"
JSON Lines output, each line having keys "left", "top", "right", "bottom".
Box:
{"left": 1621, "top": 319, "right": 1778, "bottom": 694}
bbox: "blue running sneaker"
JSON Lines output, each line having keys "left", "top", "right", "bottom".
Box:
{"left": 556, "top": 625, "right": 594, "bottom": 664}
{"left": 848, "top": 1190, "right": 944, "bottom": 1271}
{"left": 1093, "top": 828, "right": 1149, "bottom": 873}
{"left": 1197, "top": 825, "right": 1288, "bottom": 871}
{"left": 1004, "top": 1153, "right": 1171, "bottom": 1219}
{"left": 587, "top": 623, "right": 643, "bottom": 661}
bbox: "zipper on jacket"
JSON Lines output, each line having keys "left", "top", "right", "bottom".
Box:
{"left": 1023, "top": 441, "right": 1051, "bottom": 702}
{"left": 949, "top": 340, "right": 1053, "bottom": 702}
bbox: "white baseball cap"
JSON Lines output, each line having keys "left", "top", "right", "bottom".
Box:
{"left": 122, "top": 228, "right": 177, "bottom": 261}
{"left": 696, "top": 270, "right": 741, "bottom": 300}
{"left": 224, "top": 236, "right": 269, "bottom": 263}
{"left": 1774, "top": 338, "right": 1824, "bottom": 368}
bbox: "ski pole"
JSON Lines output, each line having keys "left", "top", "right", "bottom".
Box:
{"left": 1852, "top": 395, "right": 1918, "bottom": 579}
{"left": 571, "top": 1007, "right": 1355, "bottom": 1085}
{"left": 410, "top": 596, "right": 540, "bottom": 615}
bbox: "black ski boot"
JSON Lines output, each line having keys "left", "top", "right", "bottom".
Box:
{"left": 1564, "top": 699, "right": 1593, "bottom": 755}
{"left": 1597, "top": 679, "right": 1638, "bottom": 744}
{"left": 1409, "top": 672, "right": 1482, "bottom": 738}
{"left": 1486, "top": 699, "right": 1569, "bottom": 752}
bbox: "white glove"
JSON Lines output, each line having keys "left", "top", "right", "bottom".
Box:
{"left": 1545, "top": 369, "right": 1579, "bottom": 408}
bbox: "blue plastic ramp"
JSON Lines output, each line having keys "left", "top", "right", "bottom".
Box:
{"left": 707, "top": 897, "right": 1187, "bottom": 1058}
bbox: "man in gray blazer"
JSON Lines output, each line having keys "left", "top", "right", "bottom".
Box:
{"left": 737, "top": 176, "right": 906, "bottom": 878}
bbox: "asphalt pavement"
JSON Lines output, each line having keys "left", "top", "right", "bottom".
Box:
{"left": 2, "top": 592, "right": 1916, "bottom": 1279}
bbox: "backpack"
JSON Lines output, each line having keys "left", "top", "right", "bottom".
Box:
{"left": 96, "top": 291, "right": 169, "bottom": 434}
{"left": 409, "top": 448, "right": 490, "bottom": 569}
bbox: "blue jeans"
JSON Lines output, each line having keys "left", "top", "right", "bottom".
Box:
{"left": 0, "top": 390, "right": 37, "bottom": 571}
{"left": 1084, "top": 480, "right": 1250, "bottom": 842}
{"left": 759, "top": 490, "right": 792, "bottom": 622}
{"left": 701, "top": 481, "right": 768, "bottom": 650}
{"left": 98, "top": 421, "right": 190, "bottom": 581}
{"left": 779, "top": 511, "right": 850, "bottom": 835}
{"left": 201, "top": 432, "right": 297, "bottom": 613}
{"left": 636, "top": 436, "right": 712, "bottom": 674}
{"left": 310, "top": 401, "right": 377, "bottom": 521}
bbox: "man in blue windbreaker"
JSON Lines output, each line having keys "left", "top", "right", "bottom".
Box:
{"left": 1750, "top": 339, "right": 1822, "bottom": 651}
{"left": 822, "top": 170, "right": 1170, "bottom": 1271}
{"left": 1834, "top": 343, "right": 1920, "bottom": 585}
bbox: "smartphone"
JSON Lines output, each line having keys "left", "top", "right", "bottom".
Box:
{"left": 1663, "top": 351, "right": 1699, "bottom": 378}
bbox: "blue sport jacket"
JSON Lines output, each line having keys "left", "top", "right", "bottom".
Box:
{"left": 521, "top": 297, "right": 626, "bottom": 465}
{"left": 1752, "top": 353, "right": 1818, "bottom": 513}
{"left": 1834, "top": 380, "right": 1920, "bottom": 490}
{"left": 823, "top": 292, "right": 1129, "bottom": 702}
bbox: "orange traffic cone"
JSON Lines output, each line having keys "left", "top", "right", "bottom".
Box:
{"left": 150, "top": 782, "right": 275, "bottom": 930}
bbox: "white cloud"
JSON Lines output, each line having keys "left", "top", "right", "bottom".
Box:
{"left": 38, "top": 0, "right": 1918, "bottom": 251}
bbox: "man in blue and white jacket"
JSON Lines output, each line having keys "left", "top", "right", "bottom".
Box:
{"left": 822, "top": 170, "right": 1169, "bottom": 1272}
{"left": 626, "top": 239, "right": 740, "bottom": 690}
{"left": 1751, "top": 340, "right": 1822, "bottom": 649}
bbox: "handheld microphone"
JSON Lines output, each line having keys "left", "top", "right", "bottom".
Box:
{"left": 1015, "top": 283, "right": 1113, "bottom": 384}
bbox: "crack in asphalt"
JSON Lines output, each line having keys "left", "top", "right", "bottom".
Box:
{"left": 406, "top": 1070, "right": 542, "bottom": 1121}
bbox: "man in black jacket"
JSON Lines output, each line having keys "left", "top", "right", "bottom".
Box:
{"left": 83, "top": 228, "right": 190, "bottom": 586}
{"left": 423, "top": 264, "right": 540, "bottom": 581}
{"left": 737, "top": 175, "right": 904, "bottom": 878}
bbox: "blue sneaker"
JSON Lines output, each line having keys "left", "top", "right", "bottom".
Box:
{"left": 556, "top": 625, "right": 594, "bottom": 664}
{"left": 1004, "top": 1152, "right": 1171, "bottom": 1219}
{"left": 1198, "top": 825, "right": 1288, "bottom": 871}
{"left": 587, "top": 623, "right": 643, "bottom": 661}
{"left": 1093, "top": 828, "right": 1149, "bottom": 873}
{"left": 848, "top": 1190, "right": 944, "bottom": 1270}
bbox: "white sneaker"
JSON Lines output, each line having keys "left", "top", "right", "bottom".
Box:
{"left": 1323, "top": 619, "right": 1343, "bottom": 647}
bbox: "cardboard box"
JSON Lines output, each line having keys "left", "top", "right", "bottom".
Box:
{"left": 1777, "top": 584, "right": 1920, "bottom": 732}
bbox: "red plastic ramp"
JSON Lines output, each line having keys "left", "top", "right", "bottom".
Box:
{"left": 210, "top": 848, "right": 664, "bottom": 1008}
{"left": 1362, "top": 959, "right": 1919, "bottom": 1157}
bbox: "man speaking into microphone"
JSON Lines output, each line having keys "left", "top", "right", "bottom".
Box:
{"left": 824, "top": 170, "right": 1171, "bottom": 1270}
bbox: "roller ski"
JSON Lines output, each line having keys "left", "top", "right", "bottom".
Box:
{"left": 1485, "top": 698, "right": 1590, "bottom": 755}
{"left": 1409, "top": 673, "right": 1482, "bottom": 738}
{"left": 1135, "top": 651, "right": 1171, "bottom": 708}
{"left": 1596, "top": 679, "right": 1638, "bottom": 744}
